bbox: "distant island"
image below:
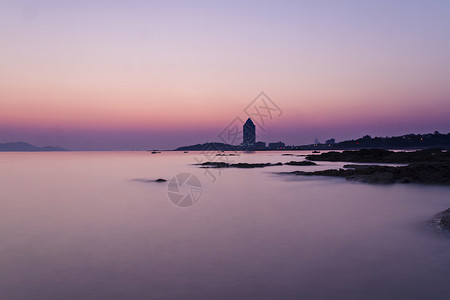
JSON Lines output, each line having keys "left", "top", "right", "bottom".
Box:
{"left": 0, "top": 142, "right": 67, "bottom": 152}
{"left": 175, "top": 142, "right": 238, "bottom": 151}
{"left": 175, "top": 130, "right": 450, "bottom": 151}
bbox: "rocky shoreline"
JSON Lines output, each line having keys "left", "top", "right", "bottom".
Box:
{"left": 282, "top": 162, "right": 450, "bottom": 184}
{"left": 305, "top": 148, "right": 449, "bottom": 163}
{"left": 196, "top": 149, "right": 450, "bottom": 184}
{"left": 283, "top": 148, "right": 450, "bottom": 185}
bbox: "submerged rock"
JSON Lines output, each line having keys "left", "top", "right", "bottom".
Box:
{"left": 155, "top": 178, "right": 167, "bottom": 182}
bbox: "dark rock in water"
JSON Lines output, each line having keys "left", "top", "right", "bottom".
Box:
{"left": 133, "top": 178, "right": 167, "bottom": 183}
{"left": 433, "top": 208, "right": 450, "bottom": 230}
{"left": 343, "top": 164, "right": 381, "bottom": 169}
{"left": 232, "top": 162, "right": 283, "bottom": 168}
{"left": 306, "top": 148, "right": 449, "bottom": 163}
{"left": 285, "top": 148, "right": 450, "bottom": 185}
{"left": 284, "top": 161, "right": 317, "bottom": 166}
{"left": 198, "top": 162, "right": 282, "bottom": 168}
{"left": 281, "top": 162, "right": 450, "bottom": 185}
{"left": 285, "top": 169, "right": 350, "bottom": 179}
{"left": 200, "top": 162, "right": 229, "bottom": 168}
{"left": 282, "top": 153, "right": 294, "bottom": 156}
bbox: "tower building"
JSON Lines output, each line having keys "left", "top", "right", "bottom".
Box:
{"left": 243, "top": 118, "right": 256, "bottom": 147}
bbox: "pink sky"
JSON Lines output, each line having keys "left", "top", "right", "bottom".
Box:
{"left": 1, "top": 1, "right": 449, "bottom": 150}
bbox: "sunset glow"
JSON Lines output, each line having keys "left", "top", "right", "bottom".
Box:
{"left": 1, "top": 0, "right": 449, "bottom": 149}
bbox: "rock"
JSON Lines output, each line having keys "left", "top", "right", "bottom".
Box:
{"left": 285, "top": 148, "right": 450, "bottom": 185}
{"left": 343, "top": 164, "right": 381, "bottom": 169}
{"left": 281, "top": 162, "right": 450, "bottom": 185}
{"left": 347, "top": 171, "right": 394, "bottom": 184}
{"left": 200, "top": 162, "right": 229, "bottom": 168}
{"left": 233, "top": 162, "right": 283, "bottom": 168}
{"left": 284, "top": 161, "right": 317, "bottom": 166}
{"left": 306, "top": 148, "right": 450, "bottom": 163}
{"left": 198, "top": 162, "right": 283, "bottom": 168}
{"left": 396, "top": 177, "right": 414, "bottom": 183}
{"left": 133, "top": 178, "right": 167, "bottom": 183}
{"left": 432, "top": 208, "right": 450, "bottom": 230}
{"left": 281, "top": 169, "right": 350, "bottom": 178}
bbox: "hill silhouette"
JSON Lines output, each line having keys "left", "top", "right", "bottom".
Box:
{"left": 0, "top": 142, "right": 67, "bottom": 152}
{"left": 175, "top": 131, "right": 450, "bottom": 151}
{"left": 175, "top": 142, "right": 237, "bottom": 151}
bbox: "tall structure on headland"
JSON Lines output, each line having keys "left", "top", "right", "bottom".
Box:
{"left": 243, "top": 118, "right": 256, "bottom": 147}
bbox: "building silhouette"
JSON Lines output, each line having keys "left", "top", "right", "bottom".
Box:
{"left": 268, "top": 141, "right": 285, "bottom": 150}
{"left": 243, "top": 118, "right": 256, "bottom": 147}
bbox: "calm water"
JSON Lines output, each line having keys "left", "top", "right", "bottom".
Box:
{"left": 1, "top": 151, "right": 450, "bottom": 300}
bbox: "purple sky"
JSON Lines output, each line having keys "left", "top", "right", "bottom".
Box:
{"left": 1, "top": 0, "right": 449, "bottom": 150}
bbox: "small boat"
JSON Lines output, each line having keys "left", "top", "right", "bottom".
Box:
{"left": 312, "top": 150, "right": 320, "bottom": 153}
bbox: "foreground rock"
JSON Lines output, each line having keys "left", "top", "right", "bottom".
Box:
{"left": 432, "top": 208, "right": 450, "bottom": 230}
{"left": 282, "top": 162, "right": 450, "bottom": 185}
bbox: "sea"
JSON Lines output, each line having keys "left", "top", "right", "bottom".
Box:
{"left": 1, "top": 151, "right": 450, "bottom": 300}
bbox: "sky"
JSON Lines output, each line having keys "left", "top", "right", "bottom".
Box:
{"left": 1, "top": 0, "right": 449, "bottom": 150}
